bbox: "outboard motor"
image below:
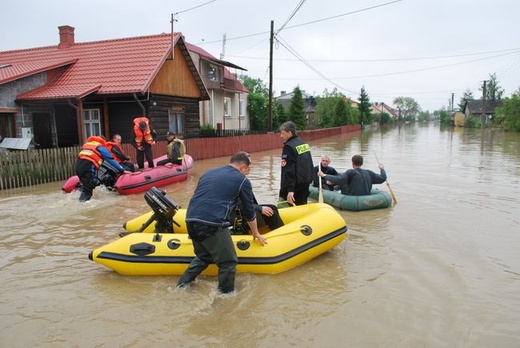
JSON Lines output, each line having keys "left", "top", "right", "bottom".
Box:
{"left": 97, "top": 161, "right": 119, "bottom": 190}
{"left": 119, "top": 187, "right": 180, "bottom": 237}
{"left": 144, "top": 186, "right": 179, "bottom": 233}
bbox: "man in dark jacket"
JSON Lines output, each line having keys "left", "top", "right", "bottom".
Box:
{"left": 176, "top": 151, "right": 267, "bottom": 294}
{"left": 279, "top": 121, "right": 314, "bottom": 206}
{"left": 312, "top": 154, "right": 338, "bottom": 190}
{"left": 318, "top": 154, "right": 387, "bottom": 196}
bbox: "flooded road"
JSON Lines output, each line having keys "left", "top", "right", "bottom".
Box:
{"left": 1, "top": 123, "right": 519, "bottom": 347}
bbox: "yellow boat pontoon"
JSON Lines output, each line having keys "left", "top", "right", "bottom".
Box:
{"left": 89, "top": 187, "right": 348, "bottom": 276}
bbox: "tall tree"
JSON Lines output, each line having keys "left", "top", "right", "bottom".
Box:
{"left": 458, "top": 89, "right": 474, "bottom": 110}
{"left": 486, "top": 73, "right": 505, "bottom": 101}
{"left": 393, "top": 96, "right": 421, "bottom": 120}
{"left": 358, "top": 87, "right": 371, "bottom": 124}
{"left": 333, "top": 98, "right": 348, "bottom": 126}
{"left": 274, "top": 101, "right": 287, "bottom": 129}
{"left": 288, "top": 86, "right": 307, "bottom": 130}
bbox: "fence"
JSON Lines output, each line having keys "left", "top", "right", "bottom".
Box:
{"left": 0, "top": 125, "right": 360, "bottom": 190}
{"left": 0, "top": 147, "right": 80, "bottom": 190}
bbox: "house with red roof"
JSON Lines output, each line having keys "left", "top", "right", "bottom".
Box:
{"left": 186, "top": 43, "right": 249, "bottom": 131}
{"left": 0, "top": 25, "right": 249, "bottom": 149}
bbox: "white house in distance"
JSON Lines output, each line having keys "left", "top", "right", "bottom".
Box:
{"left": 186, "top": 43, "right": 250, "bottom": 131}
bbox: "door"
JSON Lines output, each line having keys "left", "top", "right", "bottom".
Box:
{"left": 33, "top": 113, "right": 53, "bottom": 148}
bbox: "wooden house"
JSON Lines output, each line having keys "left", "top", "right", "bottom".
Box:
{"left": 0, "top": 25, "right": 249, "bottom": 149}
{"left": 462, "top": 99, "right": 503, "bottom": 125}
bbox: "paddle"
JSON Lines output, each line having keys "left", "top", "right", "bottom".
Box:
{"left": 373, "top": 150, "right": 398, "bottom": 204}
{"left": 318, "top": 162, "right": 324, "bottom": 203}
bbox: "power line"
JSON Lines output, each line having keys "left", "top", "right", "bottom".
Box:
{"left": 275, "top": 0, "right": 308, "bottom": 36}
{"left": 196, "top": 0, "right": 402, "bottom": 46}
{"left": 173, "top": 0, "right": 217, "bottom": 15}
{"left": 274, "top": 50, "right": 520, "bottom": 81}
{"left": 228, "top": 47, "right": 520, "bottom": 63}
{"left": 275, "top": 35, "right": 357, "bottom": 95}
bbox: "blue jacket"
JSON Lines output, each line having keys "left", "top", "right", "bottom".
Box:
{"left": 186, "top": 165, "right": 255, "bottom": 227}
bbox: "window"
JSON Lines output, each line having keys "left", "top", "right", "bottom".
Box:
{"left": 168, "top": 110, "right": 185, "bottom": 134}
{"left": 224, "top": 97, "right": 231, "bottom": 117}
{"left": 207, "top": 66, "right": 217, "bottom": 81}
{"left": 83, "top": 109, "right": 101, "bottom": 138}
{"left": 0, "top": 113, "right": 16, "bottom": 140}
{"left": 239, "top": 98, "right": 245, "bottom": 118}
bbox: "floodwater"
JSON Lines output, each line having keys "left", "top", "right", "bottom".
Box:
{"left": 1, "top": 123, "right": 519, "bottom": 347}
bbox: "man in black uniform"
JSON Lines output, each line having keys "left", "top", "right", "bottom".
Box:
{"left": 279, "top": 121, "right": 314, "bottom": 206}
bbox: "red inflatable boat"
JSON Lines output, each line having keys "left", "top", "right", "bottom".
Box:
{"left": 62, "top": 154, "right": 194, "bottom": 195}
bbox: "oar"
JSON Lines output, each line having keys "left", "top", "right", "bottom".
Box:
{"left": 318, "top": 162, "right": 324, "bottom": 203}
{"left": 373, "top": 150, "right": 398, "bottom": 204}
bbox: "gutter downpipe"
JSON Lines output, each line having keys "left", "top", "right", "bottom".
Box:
{"left": 134, "top": 93, "right": 146, "bottom": 116}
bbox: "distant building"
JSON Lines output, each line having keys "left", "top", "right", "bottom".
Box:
{"left": 462, "top": 99, "right": 503, "bottom": 125}
{"left": 275, "top": 90, "right": 317, "bottom": 128}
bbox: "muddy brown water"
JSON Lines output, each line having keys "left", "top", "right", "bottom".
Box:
{"left": 1, "top": 123, "right": 519, "bottom": 347}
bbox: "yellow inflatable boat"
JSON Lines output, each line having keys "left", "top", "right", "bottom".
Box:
{"left": 89, "top": 188, "right": 348, "bottom": 275}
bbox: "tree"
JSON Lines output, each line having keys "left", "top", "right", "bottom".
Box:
{"left": 438, "top": 108, "right": 451, "bottom": 125}
{"left": 316, "top": 88, "right": 343, "bottom": 128}
{"left": 288, "top": 86, "right": 307, "bottom": 130}
{"left": 333, "top": 98, "right": 348, "bottom": 126}
{"left": 458, "top": 89, "right": 474, "bottom": 110}
{"left": 495, "top": 92, "right": 520, "bottom": 132}
{"left": 238, "top": 75, "right": 269, "bottom": 131}
{"left": 358, "top": 87, "right": 371, "bottom": 124}
{"left": 274, "top": 101, "right": 287, "bottom": 129}
{"left": 393, "top": 96, "right": 421, "bottom": 120}
{"left": 486, "top": 73, "right": 505, "bottom": 101}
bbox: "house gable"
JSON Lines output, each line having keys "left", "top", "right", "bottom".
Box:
{"left": 149, "top": 43, "right": 206, "bottom": 99}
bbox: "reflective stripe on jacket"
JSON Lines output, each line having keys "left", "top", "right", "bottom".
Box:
{"left": 133, "top": 117, "right": 154, "bottom": 147}
{"left": 78, "top": 137, "right": 105, "bottom": 169}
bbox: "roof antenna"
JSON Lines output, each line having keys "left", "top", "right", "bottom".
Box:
{"left": 220, "top": 33, "right": 226, "bottom": 60}
{"left": 170, "top": 13, "right": 178, "bottom": 60}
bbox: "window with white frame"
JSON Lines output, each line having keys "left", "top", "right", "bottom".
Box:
{"left": 168, "top": 109, "right": 185, "bottom": 134}
{"left": 83, "top": 109, "right": 101, "bottom": 138}
{"left": 239, "top": 98, "right": 245, "bottom": 118}
{"left": 224, "top": 97, "right": 231, "bottom": 117}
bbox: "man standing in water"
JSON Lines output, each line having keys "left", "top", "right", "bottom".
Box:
{"left": 279, "top": 121, "right": 314, "bottom": 205}
{"left": 177, "top": 151, "right": 267, "bottom": 294}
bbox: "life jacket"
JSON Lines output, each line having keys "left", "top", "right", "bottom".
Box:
{"left": 105, "top": 141, "right": 124, "bottom": 163}
{"left": 78, "top": 136, "right": 106, "bottom": 169}
{"left": 170, "top": 139, "right": 186, "bottom": 162}
{"left": 133, "top": 117, "right": 154, "bottom": 147}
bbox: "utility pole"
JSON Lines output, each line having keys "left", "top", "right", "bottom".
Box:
{"left": 451, "top": 93, "right": 454, "bottom": 112}
{"left": 268, "top": 20, "right": 274, "bottom": 132}
{"left": 481, "top": 80, "right": 488, "bottom": 128}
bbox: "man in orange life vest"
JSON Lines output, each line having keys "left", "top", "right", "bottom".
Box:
{"left": 75, "top": 135, "right": 128, "bottom": 202}
{"left": 131, "top": 117, "right": 157, "bottom": 169}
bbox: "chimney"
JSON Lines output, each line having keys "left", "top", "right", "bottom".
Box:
{"left": 58, "top": 25, "right": 75, "bottom": 48}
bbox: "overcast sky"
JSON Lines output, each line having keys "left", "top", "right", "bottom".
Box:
{"left": 2, "top": 0, "right": 519, "bottom": 111}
